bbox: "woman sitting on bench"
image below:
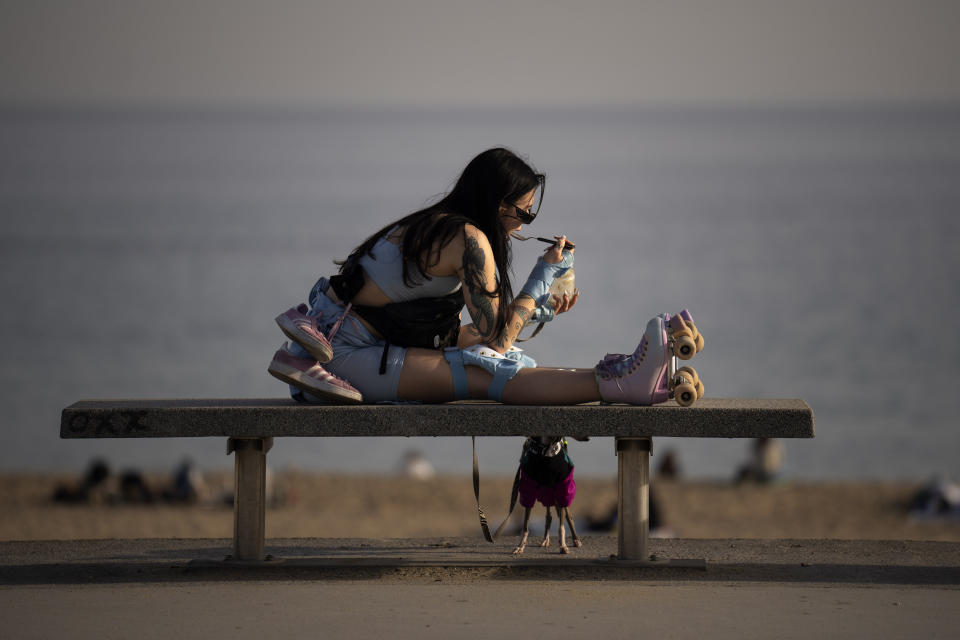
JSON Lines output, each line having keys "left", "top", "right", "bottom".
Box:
{"left": 268, "top": 147, "right": 702, "bottom": 405}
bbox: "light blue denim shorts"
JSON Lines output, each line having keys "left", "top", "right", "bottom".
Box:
{"left": 288, "top": 277, "right": 406, "bottom": 403}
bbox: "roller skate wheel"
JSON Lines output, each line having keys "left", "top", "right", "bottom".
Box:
{"left": 682, "top": 319, "right": 704, "bottom": 353}
{"left": 677, "top": 366, "right": 700, "bottom": 387}
{"left": 695, "top": 381, "right": 705, "bottom": 399}
{"left": 674, "top": 336, "right": 696, "bottom": 360}
{"left": 675, "top": 383, "right": 697, "bottom": 407}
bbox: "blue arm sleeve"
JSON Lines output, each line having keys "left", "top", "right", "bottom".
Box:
{"left": 518, "top": 251, "right": 574, "bottom": 305}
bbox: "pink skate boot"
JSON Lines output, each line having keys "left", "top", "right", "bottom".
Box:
{"left": 596, "top": 314, "right": 703, "bottom": 406}
{"left": 268, "top": 343, "right": 362, "bottom": 404}
{"left": 595, "top": 316, "right": 671, "bottom": 405}
{"left": 275, "top": 304, "right": 334, "bottom": 363}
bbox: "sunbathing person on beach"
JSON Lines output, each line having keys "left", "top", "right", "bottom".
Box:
{"left": 268, "top": 147, "right": 702, "bottom": 405}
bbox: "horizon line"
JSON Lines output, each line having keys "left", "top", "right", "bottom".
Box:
{"left": 2, "top": 99, "right": 960, "bottom": 119}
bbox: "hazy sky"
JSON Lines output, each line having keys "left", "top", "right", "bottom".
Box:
{"left": 2, "top": 0, "right": 958, "bottom": 108}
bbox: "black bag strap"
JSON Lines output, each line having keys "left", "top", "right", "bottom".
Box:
{"left": 378, "top": 341, "right": 390, "bottom": 375}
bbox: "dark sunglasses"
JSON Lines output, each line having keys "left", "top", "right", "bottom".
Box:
{"left": 505, "top": 202, "right": 537, "bottom": 225}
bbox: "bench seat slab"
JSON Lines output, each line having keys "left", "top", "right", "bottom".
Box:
{"left": 62, "top": 398, "right": 814, "bottom": 439}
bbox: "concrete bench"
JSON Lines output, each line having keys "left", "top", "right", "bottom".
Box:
{"left": 61, "top": 398, "right": 814, "bottom": 563}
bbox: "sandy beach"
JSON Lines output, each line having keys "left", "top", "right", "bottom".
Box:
{"left": 3, "top": 471, "right": 959, "bottom": 640}
{"left": 3, "top": 470, "right": 958, "bottom": 543}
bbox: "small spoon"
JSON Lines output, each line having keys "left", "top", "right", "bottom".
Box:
{"left": 510, "top": 232, "right": 576, "bottom": 249}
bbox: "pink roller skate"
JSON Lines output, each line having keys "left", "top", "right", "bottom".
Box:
{"left": 595, "top": 310, "right": 705, "bottom": 407}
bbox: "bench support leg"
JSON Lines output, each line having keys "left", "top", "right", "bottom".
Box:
{"left": 616, "top": 437, "right": 651, "bottom": 562}
{"left": 226, "top": 437, "right": 273, "bottom": 562}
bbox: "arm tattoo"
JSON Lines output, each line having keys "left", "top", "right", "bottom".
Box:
{"left": 515, "top": 306, "right": 531, "bottom": 326}
{"left": 462, "top": 236, "right": 497, "bottom": 338}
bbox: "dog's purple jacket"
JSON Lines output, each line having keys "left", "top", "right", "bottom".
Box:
{"left": 518, "top": 468, "right": 576, "bottom": 508}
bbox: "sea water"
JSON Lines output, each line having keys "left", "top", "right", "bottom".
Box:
{"left": 1, "top": 107, "right": 958, "bottom": 480}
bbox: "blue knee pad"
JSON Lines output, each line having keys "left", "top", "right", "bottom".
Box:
{"left": 444, "top": 345, "right": 537, "bottom": 402}
{"left": 443, "top": 348, "right": 470, "bottom": 400}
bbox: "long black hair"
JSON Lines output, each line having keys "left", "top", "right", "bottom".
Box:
{"left": 339, "top": 147, "right": 545, "bottom": 341}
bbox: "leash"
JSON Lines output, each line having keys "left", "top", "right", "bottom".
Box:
{"left": 472, "top": 436, "right": 521, "bottom": 542}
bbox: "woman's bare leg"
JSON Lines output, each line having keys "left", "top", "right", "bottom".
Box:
{"left": 499, "top": 367, "right": 600, "bottom": 404}
{"left": 397, "top": 348, "right": 600, "bottom": 404}
{"left": 396, "top": 348, "right": 489, "bottom": 402}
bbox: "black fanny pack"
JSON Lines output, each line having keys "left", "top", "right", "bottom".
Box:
{"left": 329, "top": 262, "right": 463, "bottom": 373}
{"left": 352, "top": 293, "right": 463, "bottom": 351}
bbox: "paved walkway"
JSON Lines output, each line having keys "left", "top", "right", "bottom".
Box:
{"left": 2, "top": 537, "right": 958, "bottom": 639}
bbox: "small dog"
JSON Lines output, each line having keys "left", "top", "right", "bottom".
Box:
{"left": 513, "top": 436, "right": 583, "bottom": 555}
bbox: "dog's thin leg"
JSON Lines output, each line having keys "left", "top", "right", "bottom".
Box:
{"left": 540, "top": 506, "right": 553, "bottom": 548}
{"left": 565, "top": 507, "right": 583, "bottom": 548}
{"left": 513, "top": 507, "right": 531, "bottom": 555}
{"left": 558, "top": 507, "right": 570, "bottom": 554}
